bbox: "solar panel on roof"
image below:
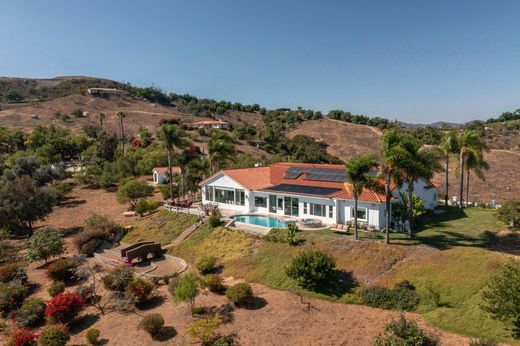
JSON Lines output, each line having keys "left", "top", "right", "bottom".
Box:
{"left": 262, "top": 184, "right": 342, "bottom": 196}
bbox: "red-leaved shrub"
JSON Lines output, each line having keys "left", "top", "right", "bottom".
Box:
{"left": 46, "top": 259, "right": 77, "bottom": 283}
{"left": 6, "top": 328, "right": 37, "bottom": 346}
{"left": 45, "top": 292, "right": 84, "bottom": 324}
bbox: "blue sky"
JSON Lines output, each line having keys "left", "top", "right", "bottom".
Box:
{"left": 1, "top": 1, "right": 519, "bottom": 123}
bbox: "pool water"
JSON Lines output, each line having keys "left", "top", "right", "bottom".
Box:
{"left": 232, "top": 215, "right": 294, "bottom": 228}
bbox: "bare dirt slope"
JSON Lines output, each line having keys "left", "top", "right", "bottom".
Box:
{"left": 288, "top": 118, "right": 382, "bottom": 160}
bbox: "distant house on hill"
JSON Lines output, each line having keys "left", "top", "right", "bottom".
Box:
{"left": 152, "top": 166, "right": 181, "bottom": 184}
{"left": 191, "top": 120, "right": 230, "bottom": 130}
{"left": 88, "top": 88, "right": 126, "bottom": 96}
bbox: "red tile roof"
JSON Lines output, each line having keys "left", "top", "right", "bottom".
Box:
{"left": 153, "top": 166, "right": 182, "bottom": 174}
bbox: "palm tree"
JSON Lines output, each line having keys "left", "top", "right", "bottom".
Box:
{"left": 440, "top": 129, "right": 459, "bottom": 207}
{"left": 161, "top": 124, "right": 188, "bottom": 202}
{"left": 116, "top": 112, "right": 126, "bottom": 156}
{"left": 345, "top": 155, "right": 382, "bottom": 240}
{"left": 392, "top": 133, "right": 442, "bottom": 238}
{"left": 96, "top": 113, "right": 106, "bottom": 127}
{"left": 380, "top": 129, "right": 406, "bottom": 244}
{"left": 208, "top": 130, "right": 236, "bottom": 173}
{"left": 462, "top": 149, "right": 489, "bottom": 206}
{"left": 185, "top": 156, "right": 210, "bottom": 194}
{"left": 457, "top": 129, "right": 488, "bottom": 208}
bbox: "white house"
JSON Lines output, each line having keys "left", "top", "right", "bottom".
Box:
{"left": 199, "top": 163, "right": 440, "bottom": 229}
{"left": 152, "top": 166, "right": 181, "bottom": 184}
{"left": 191, "top": 120, "right": 230, "bottom": 130}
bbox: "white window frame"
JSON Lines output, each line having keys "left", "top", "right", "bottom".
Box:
{"left": 350, "top": 207, "right": 368, "bottom": 221}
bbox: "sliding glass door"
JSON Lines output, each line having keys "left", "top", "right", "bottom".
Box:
{"left": 269, "top": 195, "right": 277, "bottom": 213}
{"left": 284, "top": 197, "right": 299, "bottom": 216}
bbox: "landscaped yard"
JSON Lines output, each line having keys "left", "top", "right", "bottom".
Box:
{"left": 165, "top": 207, "right": 519, "bottom": 344}
{"left": 122, "top": 210, "right": 198, "bottom": 245}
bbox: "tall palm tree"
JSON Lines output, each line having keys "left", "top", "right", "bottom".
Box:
{"left": 457, "top": 129, "right": 488, "bottom": 208}
{"left": 208, "top": 130, "right": 236, "bottom": 173}
{"left": 185, "top": 156, "right": 210, "bottom": 194}
{"left": 345, "top": 155, "right": 382, "bottom": 240}
{"left": 440, "top": 129, "right": 459, "bottom": 207}
{"left": 161, "top": 124, "right": 188, "bottom": 202}
{"left": 392, "top": 133, "right": 442, "bottom": 238}
{"left": 462, "top": 149, "right": 489, "bottom": 205}
{"left": 380, "top": 129, "right": 406, "bottom": 244}
{"left": 96, "top": 112, "right": 106, "bottom": 127}
{"left": 116, "top": 112, "right": 126, "bottom": 156}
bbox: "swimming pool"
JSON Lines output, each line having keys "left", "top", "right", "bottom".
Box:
{"left": 232, "top": 215, "right": 294, "bottom": 228}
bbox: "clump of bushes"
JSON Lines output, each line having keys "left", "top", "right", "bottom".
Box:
{"left": 74, "top": 214, "right": 124, "bottom": 256}
{"left": 86, "top": 328, "right": 101, "bottom": 345}
{"left": 196, "top": 255, "right": 217, "bottom": 274}
{"left": 0, "top": 262, "right": 28, "bottom": 284}
{"left": 374, "top": 315, "right": 436, "bottom": 346}
{"left": 203, "top": 274, "right": 226, "bottom": 294}
{"left": 6, "top": 328, "right": 37, "bottom": 346}
{"left": 38, "top": 325, "right": 70, "bottom": 346}
{"left": 102, "top": 265, "right": 134, "bottom": 292}
{"left": 170, "top": 273, "right": 200, "bottom": 314}
{"left": 209, "top": 211, "right": 222, "bottom": 228}
{"left": 26, "top": 227, "right": 64, "bottom": 264}
{"left": 496, "top": 198, "right": 520, "bottom": 229}
{"left": 285, "top": 250, "right": 337, "bottom": 290}
{"left": 0, "top": 282, "right": 29, "bottom": 313}
{"left": 140, "top": 313, "right": 164, "bottom": 337}
{"left": 126, "top": 277, "right": 154, "bottom": 304}
{"left": 187, "top": 316, "right": 221, "bottom": 344}
{"left": 225, "top": 283, "right": 253, "bottom": 306}
{"left": 16, "top": 298, "right": 46, "bottom": 327}
{"left": 46, "top": 258, "right": 78, "bottom": 283}
{"left": 135, "top": 198, "right": 161, "bottom": 217}
{"left": 361, "top": 280, "right": 420, "bottom": 311}
{"left": 48, "top": 280, "right": 65, "bottom": 297}
{"left": 44, "top": 292, "right": 84, "bottom": 324}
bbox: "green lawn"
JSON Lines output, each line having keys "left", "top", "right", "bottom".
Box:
{"left": 167, "top": 208, "right": 518, "bottom": 344}
{"left": 122, "top": 210, "right": 197, "bottom": 245}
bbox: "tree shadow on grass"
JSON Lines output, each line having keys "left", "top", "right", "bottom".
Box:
{"left": 243, "top": 296, "right": 268, "bottom": 310}
{"left": 313, "top": 270, "right": 357, "bottom": 298}
{"left": 69, "top": 313, "right": 100, "bottom": 334}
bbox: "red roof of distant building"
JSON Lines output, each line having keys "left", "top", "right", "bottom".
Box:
{"left": 153, "top": 166, "right": 182, "bottom": 174}
{"left": 191, "top": 120, "right": 229, "bottom": 126}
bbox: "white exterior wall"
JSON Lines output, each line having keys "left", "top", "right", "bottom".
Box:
{"left": 153, "top": 171, "right": 166, "bottom": 184}
{"left": 337, "top": 200, "right": 385, "bottom": 229}
{"left": 393, "top": 179, "right": 439, "bottom": 210}
{"left": 201, "top": 173, "right": 250, "bottom": 212}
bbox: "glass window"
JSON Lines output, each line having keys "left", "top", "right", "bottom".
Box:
{"left": 277, "top": 198, "right": 283, "bottom": 210}
{"left": 351, "top": 207, "right": 367, "bottom": 221}
{"left": 303, "top": 202, "right": 308, "bottom": 214}
{"left": 215, "top": 187, "right": 235, "bottom": 204}
{"left": 235, "top": 189, "right": 245, "bottom": 206}
{"left": 205, "top": 186, "right": 214, "bottom": 201}
{"left": 310, "top": 203, "right": 325, "bottom": 217}
{"left": 255, "top": 196, "right": 267, "bottom": 208}
{"left": 328, "top": 205, "right": 333, "bottom": 218}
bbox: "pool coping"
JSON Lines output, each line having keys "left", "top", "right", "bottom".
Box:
{"left": 224, "top": 212, "right": 331, "bottom": 233}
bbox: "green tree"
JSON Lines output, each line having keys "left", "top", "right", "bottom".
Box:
{"left": 345, "top": 155, "right": 383, "bottom": 240}
{"left": 462, "top": 149, "right": 489, "bottom": 205}
{"left": 457, "top": 129, "right": 488, "bottom": 208}
{"left": 116, "top": 178, "right": 154, "bottom": 208}
{"left": 170, "top": 273, "right": 199, "bottom": 315}
{"left": 482, "top": 259, "right": 520, "bottom": 337}
{"left": 440, "top": 129, "right": 460, "bottom": 207}
{"left": 96, "top": 112, "right": 106, "bottom": 127}
{"left": 161, "top": 124, "right": 188, "bottom": 201}
{"left": 116, "top": 111, "right": 126, "bottom": 156}
{"left": 208, "top": 130, "right": 236, "bottom": 173}
{"left": 27, "top": 227, "right": 64, "bottom": 264}
{"left": 496, "top": 198, "right": 520, "bottom": 229}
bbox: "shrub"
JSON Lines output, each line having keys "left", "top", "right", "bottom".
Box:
{"left": 187, "top": 316, "right": 221, "bottom": 344}
{"left": 374, "top": 315, "right": 436, "bottom": 346}
{"left": 46, "top": 258, "right": 77, "bottom": 283}
{"left": 74, "top": 215, "right": 123, "bottom": 255}
{"left": 196, "top": 255, "right": 216, "bottom": 274}
{"left": 102, "top": 265, "right": 134, "bottom": 292}
{"left": 192, "top": 306, "right": 206, "bottom": 315}
{"left": 212, "top": 334, "right": 238, "bottom": 346}
{"left": 496, "top": 198, "right": 520, "bottom": 229}
{"left": 16, "top": 298, "right": 46, "bottom": 327}
{"left": 38, "top": 325, "right": 70, "bottom": 346}
{"left": 86, "top": 328, "right": 101, "bottom": 345}
{"left": 6, "top": 328, "right": 37, "bottom": 346}
{"left": 48, "top": 281, "right": 65, "bottom": 297}
{"left": 0, "top": 282, "right": 29, "bottom": 313}
{"left": 204, "top": 274, "right": 225, "bottom": 293}
{"left": 26, "top": 227, "right": 64, "bottom": 264}
{"left": 44, "top": 292, "right": 84, "bottom": 324}
{"left": 117, "top": 179, "right": 154, "bottom": 207}
{"left": 209, "top": 212, "right": 222, "bottom": 228}
{"left": 126, "top": 277, "right": 154, "bottom": 304}
{"left": 170, "top": 273, "right": 199, "bottom": 313}
{"left": 140, "top": 313, "right": 164, "bottom": 337}
{"left": 285, "top": 250, "right": 337, "bottom": 290}
{"left": 287, "top": 223, "right": 298, "bottom": 245}
{"left": 361, "top": 281, "right": 420, "bottom": 311}
{"left": 225, "top": 283, "right": 253, "bottom": 306}
{"left": 0, "top": 262, "right": 28, "bottom": 284}
{"left": 135, "top": 198, "right": 161, "bottom": 217}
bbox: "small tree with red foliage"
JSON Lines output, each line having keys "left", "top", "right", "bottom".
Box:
{"left": 45, "top": 292, "right": 84, "bottom": 324}
{"left": 6, "top": 328, "right": 37, "bottom": 346}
